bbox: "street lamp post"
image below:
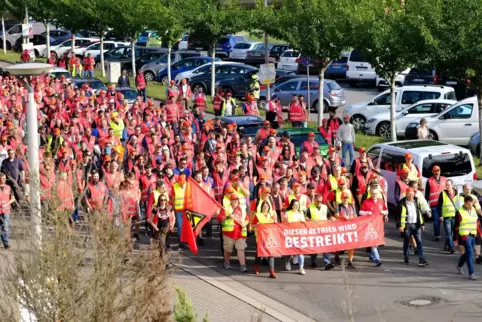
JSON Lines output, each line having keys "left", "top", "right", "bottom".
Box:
{"left": 5, "top": 63, "right": 54, "bottom": 246}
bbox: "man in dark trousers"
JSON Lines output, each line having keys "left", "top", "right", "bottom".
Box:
{"left": 118, "top": 70, "right": 131, "bottom": 87}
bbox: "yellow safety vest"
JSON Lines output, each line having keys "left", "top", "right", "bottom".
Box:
{"left": 222, "top": 207, "right": 247, "bottom": 237}
{"left": 309, "top": 204, "right": 328, "bottom": 221}
{"left": 152, "top": 190, "right": 161, "bottom": 206}
{"left": 288, "top": 193, "right": 308, "bottom": 212}
{"left": 286, "top": 210, "right": 305, "bottom": 223}
{"left": 441, "top": 191, "right": 458, "bottom": 218}
{"left": 328, "top": 175, "right": 338, "bottom": 191}
{"left": 254, "top": 212, "right": 275, "bottom": 237}
{"left": 458, "top": 206, "right": 478, "bottom": 236}
{"left": 256, "top": 197, "right": 273, "bottom": 213}
{"left": 109, "top": 119, "right": 125, "bottom": 138}
{"left": 335, "top": 189, "right": 353, "bottom": 205}
{"left": 250, "top": 80, "right": 260, "bottom": 99}
{"left": 402, "top": 163, "right": 419, "bottom": 182}
{"left": 400, "top": 202, "right": 425, "bottom": 227}
{"left": 173, "top": 183, "right": 186, "bottom": 211}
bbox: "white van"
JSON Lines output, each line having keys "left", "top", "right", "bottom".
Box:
{"left": 0, "top": 22, "right": 52, "bottom": 50}
{"left": 367, "top": 140, "right": 476, "bottom": 209}
{"left": 345, "top": 50, "right": 376, "bottom": 86}
{"left": 405, "top": 96, "right": 479, "bottom": 146}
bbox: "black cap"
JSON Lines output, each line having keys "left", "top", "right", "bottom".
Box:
{"left": 292, "top": 155, "right": 300, "bottom": 161}
{"left": 156, "top": 159, "right": 162, "bottom": 165}
{"left": 282, "top": 131, "right": 290, "bottom": 138}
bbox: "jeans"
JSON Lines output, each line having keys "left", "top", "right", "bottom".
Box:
{"left": 403, "top": 223, "right": 425, "bottom": 260}
{"left": 431, "top": 206, "right": 441, "bottom": 237}
{"left": 175, "top": 211, "right": 186, "bottom": 248}
{"left": 342, "top": 143, "right": 355, "bottom": 167}
{"left": 83, "top": 69, "right": 94, "bottom": 78}
{"left": 458, "top": 235, "right": 475, "bottom": 275}
{"left": 311, "top": 253, "right": 331, "bottom": 265}
{"left": 138, "top": 88, "right": 147, "bottom": 102}
{"left": 291, "top": 121, "right": 303, "bottom": 128}
{"left": 370, "top": 247, "right": 380, "bottom": 261}
{"left": 443, "top": 217, "right": 455, "bottom": 249}
{"left": 0, "top": 214, "right": 10, "bottom": 246}
{"left": 286, "top": 255, "right": 305, "bottom": 268}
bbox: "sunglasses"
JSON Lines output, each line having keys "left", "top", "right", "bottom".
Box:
{"left": 160, "top": 199, "right": 167, "bottom": 202}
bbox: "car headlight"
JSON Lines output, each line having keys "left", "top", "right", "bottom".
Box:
{"left": 366, "top": 118, "right": 376, "bottom": 124}
{"left": 407, "top": 122, "right": 418, "bottom": 128}
{"left": 344, "top": 105, "right": 353, "bottom": 112}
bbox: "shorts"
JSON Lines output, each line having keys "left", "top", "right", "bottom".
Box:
{"left": 223, "top": 236, "right": 247, "bottom": 253}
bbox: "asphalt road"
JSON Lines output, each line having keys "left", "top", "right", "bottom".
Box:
{"left": 185, "top": 219, "right": 482, "bottom": 322}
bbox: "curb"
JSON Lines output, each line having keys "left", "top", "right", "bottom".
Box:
{"left": 178, "top": 254, "right": 316, "bottom": 322}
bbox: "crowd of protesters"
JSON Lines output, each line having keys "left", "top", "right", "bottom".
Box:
{"left": 0, "top": 64, "right": 480, "bottom": 280}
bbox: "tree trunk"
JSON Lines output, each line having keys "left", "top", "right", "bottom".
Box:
{"left": 2, "top": 16, "right": 6, "bottom": 55}
{"left": 100, "top": 35, "right": 105, "bottom": 77}
{"left": 131, "top": 40, "right": 136, "bottom": 78}
{"left": 71, "top": 33, "right": 75, "bottom": 61}
{"left": 478, "top": 86, "right": 482, "bottom": 165}
{"left": 317, "top": 66, "right": 326, "bottom": 127}
{"left": 167, "top": 41, "right": 172, "bottom": 83}
{"left": 45, "top": 22, "right": 50, "bottom": 60}
{"left": 211, "top": 42, "right": 216, "bottom": 97}
{"left": 390, "top": 74, "right": 397, "bottom": 141}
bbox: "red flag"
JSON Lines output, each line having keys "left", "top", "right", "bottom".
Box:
{"left": 180, "top": 214, "right": 198, "bottom": 255}
{"left": 184, "top": 177, "right": 223, "bottom": 236}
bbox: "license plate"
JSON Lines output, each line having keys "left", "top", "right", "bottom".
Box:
{"left": 413, "top": 78, "right": 424, "bottom": 82}
{"left": 332, "top": 65, "right": 341, "bottom": 69}
{"left": 282, "top": 65, "right": 291, "bottom": 69}
{"left": 446, "top": 81, "right": 457, "bottom": 85}
{"left": 356, "top": 67, "right": 367, "bottom": 71}
{"left": 216, "top": 47, "right": 223, "bottom": 51}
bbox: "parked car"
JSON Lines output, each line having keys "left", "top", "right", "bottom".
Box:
{"left": 82, "top": 41, "right": 130, "bottom": 58}
{"left": 216, "top": 35, "right": 249, "bottom": 56}
{"left": 29, "top": 34, "right": 59, "bottom": 57}
{"left": 297, "top": 53, "right": 350, "bottom": 79}
{"left": 220, "top": 115, "right": 264, "bottom": 138}
{"left": 259, "top": 78, "right": 346, "bottom": 113}
{"left": 367, "top": 140, "right": 476, "bottom": 210}
{"left": 186, "top": 34, "right": 243, "bottom": 59}
{"left": 50, "top": 37, "right": 98, "bottom": 59}
{"left": 137, "top": 30, "right": 158, "bottom": 46}
{"left": 140, "top": 51, "right": 207, "bottom": 82}
{"left": 50, "top": 67, "right": 72, "bottom": 80}
{"left": 468, "top": 132, "right": 481, "bottom": 156}
{"left": 277, "top": 128, "right": 329, "bottom": 156}
{"left": 405, "top": 96, "right": 479, "bottom": 146}
{"left": 375, "top": 68, "right": 411, "bottom": 91}
{"left": 342, "top": 85, "right": 457, "bottom": 131}
{"left": 42, "top": 29, "right": 72, "bottom": 43}
{"left": 229, "top": 42, "right": 264, "bottom": 61}
{"left": 189, "top": 63, "right": 258, "bottom": 97}
{"left": 174, "top": 61, "right": 242, "bottom": 83}
{"left": 72, "top": 78, "right": 107, "bottom": 92}
{"left": 0, "top": 21, "right": 53, "bottom": 50}
{"left": 116, "top": 87, "right": 138, "bottom": 104}
{"left": 363, "top": 99, "right": 456, "bottom": 138}
{"left": 99, "top": 46, "right": 166, "bottom": 71}
{"left": 278, "top": 50, "right": 300, "bottom": 72}
{"left": 156, "top": 56, "right": 220, "bottom": 84}
{"left": 345, "top": 49, "right": 376, "bottom": 86}
{"left": 178, "top": 34, "right": 189, "bottom": 51}
{"left": 244, "top": 43, "right": 289, "bottom": 66}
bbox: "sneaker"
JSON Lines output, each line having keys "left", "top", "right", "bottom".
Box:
{"left": 450, "top": 248, "right": 455, "bottom": 254}
{"left": 419, "top": 260, "right": 428, "bottom": 267}
{"left": 444, "top": 245, "right": 450, "bottom": 252}
{"left": 347, "top": 261, "right": 356, "bottom": 269}
{"left": 334, "top": 255, "right": 341, "bottom": 266}
{"left": 368, "top": 256, "right": 375, "bottom": 263}
{"left": 4, "top": 244, "right": 9, "bottom": 250}
{"left": 299, "top": 267, "right": 306, "bottom": 275}
{"left": 404, "top": 258, "right": 409, "bottom": 265}
{"left": 240, "top": 265, "right": 248, "bottom": 273}
{"left": 311, "top": 262, "right": 317, "bottom": 268}
{"left": 134, "top": 233, "right": 140, "bottom": 241}
{"left": 285, "top": 262, "right": 291, "bottom": 271}
{"left": 269, "top": 269, "right": 278, "bottom": 279}
{"left": 374, "top": 260, "right": 382, "bottom": 267}
{"left": 325, "top": 263, "right": 335, "bottom": 270}
{"left": 456, "top": 265, "right": 464, "bottom": 275}
{"left": 434, "top": 235, "right": 441, "bottom": 241}
{"left": 224, "top": 262, "right": 231, "bottom": 270}
{"left": 469, "top": 274, "right": 477, "bottom": 280}
{"left": 476, "top": 256, "right": 482, "bottom": 264}
{"left": 413, "top": 248, "right": 418, "bottom": 256}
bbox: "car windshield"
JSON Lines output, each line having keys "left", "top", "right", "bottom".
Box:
{"left": 85, "top": 81, "right": 105, "bottom": 89}
{"left": 281, "top": 51, "right": 299, "bottom": 57}
{"left": 52, "top": 71, "right": 70, "bottom": 78}
{"left": 327, "top": 81, "right": 341, "bottom": 90}
{"left": 118, "top": 89, "right": 138, "bottom": 100}
{"left": 140, "top": 31, "right": 150, "bottom": 37}
{"left": 422, "top": 153, "right": 472, "bottom": 178}
{"left": 238, "top": 124, "right": 262, "bottom": 137}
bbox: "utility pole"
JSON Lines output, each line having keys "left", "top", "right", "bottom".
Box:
{"left": 264, "top": 0, "right": 270, "bottom": 101}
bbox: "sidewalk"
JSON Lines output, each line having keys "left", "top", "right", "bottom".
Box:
{"left": 175, "top": 255, "right": 315, "bottom": 322}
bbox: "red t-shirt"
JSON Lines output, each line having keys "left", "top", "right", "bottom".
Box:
{"left": 217, "top": 207, "right": 245, "bottom": 240}
{"left": 360, "top": 198, "right": 387, "bottom": 216}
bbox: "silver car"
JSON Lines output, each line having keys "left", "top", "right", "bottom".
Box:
{"left": 259, "top": 78, "right": 346, "bottom": 113}
{"left": 140, "top": 51, "right": 206, "bottom": 81}
{"left": 468, "top": 132, "right": 480, "bottom": 156}
{"left": 229, "top": 41, "right": 263, "bottom": 61}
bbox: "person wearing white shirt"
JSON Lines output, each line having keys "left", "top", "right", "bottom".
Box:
{"left": 337, "top": 115, "right": 356, "bottom": 167}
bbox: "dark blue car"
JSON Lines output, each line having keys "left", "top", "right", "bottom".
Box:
{"left": 215, "top": 35, "right": 248, "bottom": 56}
{"left": 156, "top": 56, "right": 221, "bottom": 83}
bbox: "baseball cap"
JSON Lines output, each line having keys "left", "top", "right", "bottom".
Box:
{"left": 337, "top": 178, "right": 346, "bottom": 185}
{"left": 308, "top": 132, "right": 315, "bottom": 137}
{"left": 270, "top": 129, "right": 277, "bottom": 135}
{"left": 405, "top": 152, "right": 413, "bottom": 159}
{"left": 359, "top": 147, "right": 366, "bottom": 153}
{"left": 344, "top": 115, "right": 350, "bottom": 119}
{"left": 229, "top": 193, "right": 240, "bottom": 200}
{"left": 264, "top": 120, "right": 270, "bottom": 125}
{"left": 341, "top": 191, "right": 350, "bottom": 199}
{"left": 260, "top": 155, "right": 268, "bottom": 161}
{"left": 400, "top": 167, "right": 410, "bottom": 174}
{"left": 328, "top": 146, "right": 335, "bottom": 153}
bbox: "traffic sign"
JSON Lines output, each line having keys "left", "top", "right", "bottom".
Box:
{"left": 259, "top": 63, "right": 276, "bottom": 85}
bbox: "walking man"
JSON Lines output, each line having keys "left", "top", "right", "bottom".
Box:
{"left": 0, "top": 173, "right": 15, "bottom": 249}
{"left": 337, "top": 115, "right": 355, "bottom": 167}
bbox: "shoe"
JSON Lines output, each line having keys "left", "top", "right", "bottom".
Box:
{"left": 224, "top": 262, "right": 231, "bottom": 270}
{"left": 269, "top": 269, "right": 278, "bottom": 278}
{"left": 444, "top": 245, "right": 450, "bottom": 251}
{"left": 450, "top": 248, "right": 455, "bottom": 254}
{"left": 404, "top": 258, "right": 409, "bottom": 265}
{"left": 419, "top": 260, "right": 428, "bottom": 267}
{"left": 347, "top": 261, "right": 356, "bottom": 269}
{"left": 311, "top": 262, "right": 317, "bottom": 268}
{"left": 434, "top": 236, "right": 441, "bottom": 241}
{"left": 476, "top": 256, "right": 482, "bottom": 264}
{"left": 335, "top": 255, "right": 341, "bottom": 266}
{"left": 299, "top": 268, "right": 306, "bottom": 275}
{"left": 368, "top": 256, "right": 374, "bottom": 263}
{"left": 469, "top": 274, "right": 477, "bottom": 280}
{"left": 374, "top": 260, "right": 382, "bottom": 267}
{"left": 134, "top": 233, "right": 140, "bottom": 241}
{"left": 325, "top": 263, "right": 335, "bottom": 270}
{"left": 254, "top": 264, "right": 260, "bottom": 275}
{"left": 413, "top": 248, "right": 418, "bottom": 256}
{"left": 456, "top": 265, "right": 464, "bottom": 275}
{"left": 4, "top": 244, "right": 9, "bottom": 250}
{"left": 285, "top": 262, "right": 291, "bottom": 271}
{"left": 240, "top": 265, "right": 248, "bottom": 273}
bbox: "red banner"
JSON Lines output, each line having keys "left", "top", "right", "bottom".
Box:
{"left": 256, "top": 215, "right": 385, "bottom": 257}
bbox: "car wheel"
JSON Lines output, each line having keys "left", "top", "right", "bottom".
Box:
{"left": 323, "top": 101, "right": 330, "bottom": 113}
{"left": 476, "top": 144, "right": 480, "bottom": 157}
{"left": 376, "top": 121, "right": 392, "bottom": 138}
{"left": 258, "top": 98, "right": 266, "bottom": 110}
{"left": 144, "top": 71, "right": 155, "bottom": 82}
{"left": 429, "top": 130, "right": 438, "bottom": 141}
{"left": 161, "top": 75, "right": 169, "bottom": 85}
{"left": 351, "top": 114, "right": 366, "bottom": 132}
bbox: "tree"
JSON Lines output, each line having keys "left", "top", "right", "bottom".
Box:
{"left": 431, "top": 0, "right": 482, "bottom": 162}
{"left": 148, "top": 0, "right": 184, "bottom": 84}
{"left": 348, "top": 0, "right": 442, "bottom": 139}
{"left": 0, "top": 0, "right": 8, "bottom": 54}
{"left": 181, "top": 0, "right": 250, "bottom": 97}
{"left": 257, "top": 0, "right": 353, "bottom": 126}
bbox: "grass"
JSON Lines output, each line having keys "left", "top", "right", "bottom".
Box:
{"left": 239, "top": 30, "right": 285, "bottom": 44}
